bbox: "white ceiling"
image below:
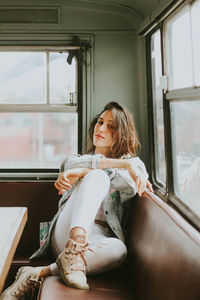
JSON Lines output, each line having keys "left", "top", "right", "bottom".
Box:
{"left": 81, "top": 0, "right": 161, "bottom": 18}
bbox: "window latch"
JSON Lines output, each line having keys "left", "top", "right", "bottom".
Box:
{"left": 159, "top": 75, "right": 168, "bottom": 93}
{"left": 69, "top": 92, "right": 77, "bottom": 106}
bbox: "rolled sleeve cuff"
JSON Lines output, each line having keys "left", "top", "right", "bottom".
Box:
{"left": 90, "top": 153, "right": 105, "bottom": 169}
{"left": 105, "top": 168, "right": 117, "bottom": 180}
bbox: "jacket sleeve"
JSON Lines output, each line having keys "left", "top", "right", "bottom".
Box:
{"left": 60, "top": 153, "right": 105, "bottom": 172}
{"left": 109, "top": 157, "right": 149, "bottom": 203}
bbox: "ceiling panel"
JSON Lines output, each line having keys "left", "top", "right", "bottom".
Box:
{"left": 84, "top": 0, "right": 161, "bottom": 18}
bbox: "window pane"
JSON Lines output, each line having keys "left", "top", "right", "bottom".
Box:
{"left": 165, "top": 6, "right": 193, "bottom": 89}
{"left": 171, "top": 100, "right": 200, "bottom": 215}
{"left": 0, "top": 113, "right": 77, "bottom": 169}
{"left": 191, "top": 0, "right": 200, "bottom": 86}
{"left": 49, "top": 53, "right": 76, "bottom": 103}
{"left": 151, "top": 30, "right": 166, "bottom": 185}
{"left": 0, "top": 52, "right": 46, "bottom": 103}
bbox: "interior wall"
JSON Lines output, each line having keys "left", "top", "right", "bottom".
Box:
{"left": 93, "top": 33, "right": 149, "bottom": 163}
{"left": 93, "top": 33, "right": 149, "bottom": 167}
{"left": 93, "top": 34, "right": 137, "bottom": 113}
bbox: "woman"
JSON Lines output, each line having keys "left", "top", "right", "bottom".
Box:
{"left": 1, "top": 102, "right": 153, "bottom": 299}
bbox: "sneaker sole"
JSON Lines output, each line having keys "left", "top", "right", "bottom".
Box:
{"left": 56, "top": 257, "right": 89, "bottom": 290}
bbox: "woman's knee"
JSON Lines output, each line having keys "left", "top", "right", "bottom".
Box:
{"left": 86, "top": 238, "right": 127, "bottom": 275}
{"left": 108, "top": 238, "right": 127, "bottom": 263}
{"left": 83, "top": 169, "right": 110, "bottom": 189}
{"left": 97, "top": 237, "right": 127, "bottom": 263}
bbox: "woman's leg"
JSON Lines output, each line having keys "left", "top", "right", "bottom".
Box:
{"left": 85, "top": 224, "right": 127, "bottom": 275}
{"left": 0, "top": 170, "right": 110, "bottom": 299}
{"left": 51, "top": 169, "right": 110, "bottom": 255}
{"left": 50, "top": 224, "right": 127, "bottom": 277}
{"left": 51, "top": 169, "right": 110, "bottom": 289}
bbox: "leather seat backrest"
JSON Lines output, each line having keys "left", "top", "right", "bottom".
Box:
{"left": 128, "top": 192, "right": 200, "bottom": 300}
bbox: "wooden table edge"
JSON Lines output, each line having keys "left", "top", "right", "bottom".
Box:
{"left": 0, "top": 207, "right": 28, "bottom": 293}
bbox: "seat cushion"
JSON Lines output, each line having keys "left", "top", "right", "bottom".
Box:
{"left": 38, "top": 268, "right": 134, "bottom": 300}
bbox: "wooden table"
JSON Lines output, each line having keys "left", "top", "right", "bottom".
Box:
{"left": 0, "top": 207, "right": 28, "bottom": 294}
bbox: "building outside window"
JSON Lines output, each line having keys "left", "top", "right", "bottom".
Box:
{"left": 0, "top": 50, "right": 78, "bottom": 172}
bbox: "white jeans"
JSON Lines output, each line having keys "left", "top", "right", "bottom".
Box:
{"left": 50, "top": 169, "right": 127, "bottom": 275}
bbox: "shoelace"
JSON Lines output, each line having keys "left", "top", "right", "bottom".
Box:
{"left": 11, "top": 276, "right": 40, "bottom": 299}
{"left": 65, "top": 239, "right": 95, "bottom": 272}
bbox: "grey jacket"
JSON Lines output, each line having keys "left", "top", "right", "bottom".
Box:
{"left": 30, "top": 153, "right": 148, "bottom": 260}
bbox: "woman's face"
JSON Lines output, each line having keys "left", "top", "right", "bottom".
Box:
{"left": 93, "top": 110, "right": 116, "bottom": 155}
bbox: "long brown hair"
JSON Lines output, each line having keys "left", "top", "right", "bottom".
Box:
{"left": 87, "top": 102, "right": 141, "bottom": 158}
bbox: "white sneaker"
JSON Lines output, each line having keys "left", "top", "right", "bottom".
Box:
{"left": 56, "top": 236, "right": 89, "bottom": 290}
{"left": 0, "top": 266, "right": 43, "bottom": 300}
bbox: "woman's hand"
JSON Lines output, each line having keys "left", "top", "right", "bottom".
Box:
{"left": 126, "top": 162, "right": 153, "bottom": 196}
{"left": 55, "top": 168, "right": 91, "bottom": 195}
{"left": 146, "top": 180, "right": 154, "bottom": 193}
{"left": 55, "top": 170, "right": 79, "bottom": 195}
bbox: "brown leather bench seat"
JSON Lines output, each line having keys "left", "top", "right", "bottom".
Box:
{"left": 3, "top": 183, "right": 200, "bottom": 300}
{"left": 37, "top": 191, "right": 200, "bottom": 300}
{"left": 38, "top": 267, "right": 134, "bottom": 300}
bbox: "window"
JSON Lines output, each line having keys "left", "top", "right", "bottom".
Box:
{"left": 165, "top": 6, "right": 193, "bottom": 90}
{"left": 164, "top": 1, "right": 200, "bottom": 218}
{"left": 170, "top": 100, "right": 200, "bottom": 214}
{"left": 191, "top": 0, "right": 200, "bottom": 86}
{"left": 165, "top": 1, "right": 200, "bottom": 89}
{"left": 0, "top": 50, "right": 78, "bottom": 173}
{"left": 147, "top": 0, "right": 200, "bottom": 223}
{"left": 151, "top": 30, "right": 166, "bottom": 186}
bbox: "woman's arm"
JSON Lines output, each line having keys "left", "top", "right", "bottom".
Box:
{"left": 62, "top": 154, "right": 104, "bottom": 171}
{"left": 98, "top": 157, "right": 152, "bottom": 196}
{"left": 62, "top": 154, "right": 142, "bottom": 177}
{"left": 98, "top": 157, "right": 129, "bottom": 170}
{"left": 58, "top": 154, "right": 152, "bottom": 196}
{"left": 55, "top": 167, "right": 91, "bottom": 195}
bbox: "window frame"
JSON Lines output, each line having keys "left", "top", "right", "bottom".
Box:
{"left": 146, "top": 25, "right": 167, "bottom": 193}
{"left": 0, "top": 36, "right": 93, "bottom": 181}
{"left": 146, "top": 0, "right": 200, "bottom": 230}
